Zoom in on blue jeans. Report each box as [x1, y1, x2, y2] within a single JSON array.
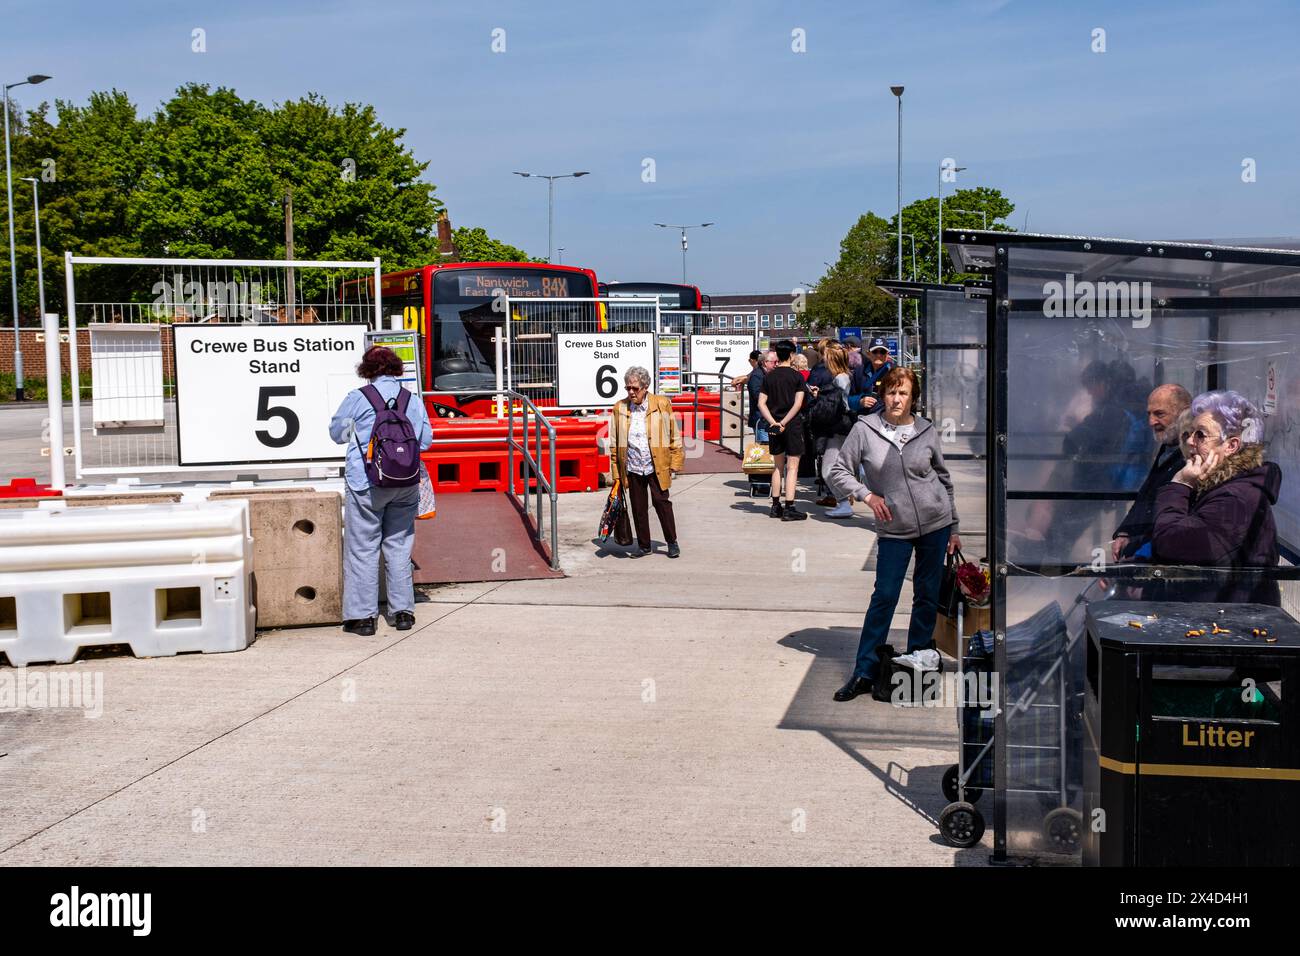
[[852, 523, 952, 681], [755, 420, 769, 443]]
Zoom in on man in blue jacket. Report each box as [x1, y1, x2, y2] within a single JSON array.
[[847, 337, 895, 416]]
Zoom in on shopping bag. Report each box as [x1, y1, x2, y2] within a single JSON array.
[[938, 549, 965, 619], [416, 461, 436, 520], [741, 441, 774, 474], [614, 497, 633, 546], [597, 479, 627, 544]]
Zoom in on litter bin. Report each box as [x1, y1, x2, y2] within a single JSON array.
[[1082, 600, 1300, 866]]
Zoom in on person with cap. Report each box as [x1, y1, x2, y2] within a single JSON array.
[[844, 335, 864, 371], [847, 337, 896, 415]]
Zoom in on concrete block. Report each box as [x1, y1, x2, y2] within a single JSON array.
[[722, 391, 743, 437], [208, 489, 342, 629]]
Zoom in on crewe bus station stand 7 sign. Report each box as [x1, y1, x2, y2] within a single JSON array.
[[174, 324, 367, 467]]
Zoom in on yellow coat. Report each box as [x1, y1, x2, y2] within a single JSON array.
[[611, 393, 686, 490]]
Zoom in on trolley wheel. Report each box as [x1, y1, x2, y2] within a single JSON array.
[[1042, 807, 1083, 854], [941, 764, 983, 805], [938, 802, 985, 848]]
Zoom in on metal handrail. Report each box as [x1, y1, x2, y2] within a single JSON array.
[[682, 372, 749, 458], [420, 389, 559, 571]]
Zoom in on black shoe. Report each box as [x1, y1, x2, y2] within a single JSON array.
[[667, 542, 680, 559], [782, 503, 808, 521], [393, 610, 415, 631], [833, 676, 874, 702], [630, 544, 652, 558], [342, 617, 376, 637], [769, 499, 785, 518]]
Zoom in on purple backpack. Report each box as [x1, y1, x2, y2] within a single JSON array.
[[357, 384, 421, 487]]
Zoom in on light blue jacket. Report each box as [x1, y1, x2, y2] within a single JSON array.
[[329, 376, 433, 492]]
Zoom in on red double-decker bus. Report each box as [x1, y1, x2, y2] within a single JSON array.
[[345, 260, 602, 414]]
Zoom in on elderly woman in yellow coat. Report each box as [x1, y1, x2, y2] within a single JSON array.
[[611, 365, 686, 558]]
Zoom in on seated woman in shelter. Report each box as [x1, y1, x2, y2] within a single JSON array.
[[1151, 390, 1281, 605]]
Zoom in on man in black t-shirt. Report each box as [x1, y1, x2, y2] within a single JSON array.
[[758, 341, 808, 521]]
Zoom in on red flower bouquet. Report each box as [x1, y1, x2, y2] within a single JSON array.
[[956, 561, 991, 606]]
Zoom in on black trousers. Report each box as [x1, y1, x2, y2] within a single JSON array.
[[627, 470, 677, 548]]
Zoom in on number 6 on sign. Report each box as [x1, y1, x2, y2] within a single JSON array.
[[255, 386, 300, 448]]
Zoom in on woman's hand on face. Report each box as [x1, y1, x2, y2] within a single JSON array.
[[1176, 448, 1220, 485], [863, 492, 893, 524], [948, 533, 962, 556]]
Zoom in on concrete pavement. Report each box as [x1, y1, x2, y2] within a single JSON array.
[[1, 466, 992, 866]]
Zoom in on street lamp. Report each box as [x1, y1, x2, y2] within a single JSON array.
[[937, 161, 967, 283], [513, 170, 589, 263], [890, 85, 904, 359], [948, 207, 988, 229], [653, 222, 713, 284], [557, 246, 565, 265], [887, 231, 918, 280], [19, 177, 45, 323], [5, 73, 51, 401]]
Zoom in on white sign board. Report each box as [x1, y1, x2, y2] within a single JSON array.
[[174, 324, 367, 466], [689, 334, 755, 387], [90, 323, 165, 428], [556, 333, 656, 407]]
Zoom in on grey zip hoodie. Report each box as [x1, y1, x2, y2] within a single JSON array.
[[826, 414, 959, 539]]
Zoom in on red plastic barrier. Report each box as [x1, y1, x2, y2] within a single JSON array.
[[671, 392, 722, 441], [0, 477, 61, 499], [423, 417, 608, 494]]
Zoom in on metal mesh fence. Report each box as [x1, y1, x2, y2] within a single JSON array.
[[66, 256, 380, 477], [505, 297, 658, 405]]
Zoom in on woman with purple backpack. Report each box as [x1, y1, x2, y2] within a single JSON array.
[[329, 346, 433, 636]]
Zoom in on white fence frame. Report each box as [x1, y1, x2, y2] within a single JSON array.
[[64, 254, 383, 479]]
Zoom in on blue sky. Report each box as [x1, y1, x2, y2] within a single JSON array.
[[4, 0, 1298, 293]]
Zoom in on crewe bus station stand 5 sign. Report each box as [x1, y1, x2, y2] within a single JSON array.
[[174, 324, 367, 467]]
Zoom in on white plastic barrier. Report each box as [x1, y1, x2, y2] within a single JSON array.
[[0, 501, 255, 666]]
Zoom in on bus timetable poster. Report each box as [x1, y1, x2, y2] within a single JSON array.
[[657, 335, 682, 395]]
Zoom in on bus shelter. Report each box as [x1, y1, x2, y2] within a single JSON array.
[[942, 229, 1300, 862]]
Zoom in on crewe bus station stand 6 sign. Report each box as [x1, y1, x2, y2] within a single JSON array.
[[174, 324, 367, 467], [556, 333, 656, 407]]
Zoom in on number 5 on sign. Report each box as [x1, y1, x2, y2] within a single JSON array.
[[556, 333, 656, 407]]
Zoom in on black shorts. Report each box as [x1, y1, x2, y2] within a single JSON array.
[[769, 420, 805, 457]]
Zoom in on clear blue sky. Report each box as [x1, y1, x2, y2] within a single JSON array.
[[4, 0, 1298, 293]]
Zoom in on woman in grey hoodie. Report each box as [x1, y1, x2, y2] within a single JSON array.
[[827, 366, 961, 701]]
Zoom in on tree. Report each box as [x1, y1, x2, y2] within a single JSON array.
[[452, 226, 537, 263], [2, 84, 535, 321], [892, 185, 1015, 285], [3, 89, 149, 317], [801, 212, 898, 332]]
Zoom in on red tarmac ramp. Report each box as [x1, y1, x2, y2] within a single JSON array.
[[679, 441, 743, 475], [411, 492, 563, 584]]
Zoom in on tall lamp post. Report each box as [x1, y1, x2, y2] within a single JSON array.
[[513, 171, 589, 263], [5, 73, 52, 402], [890, 85, 904, 360], [653, 222, 713, 284], [557, 246, 565, 265], [937, 161, 967, 283]]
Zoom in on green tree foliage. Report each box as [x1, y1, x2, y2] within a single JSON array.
[[805, 186, 1016, 332], [452, 226, 537, 263], [802, 211, 898, 332], [893, 185, 1015, 285], [0, 85, 531, 321]]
